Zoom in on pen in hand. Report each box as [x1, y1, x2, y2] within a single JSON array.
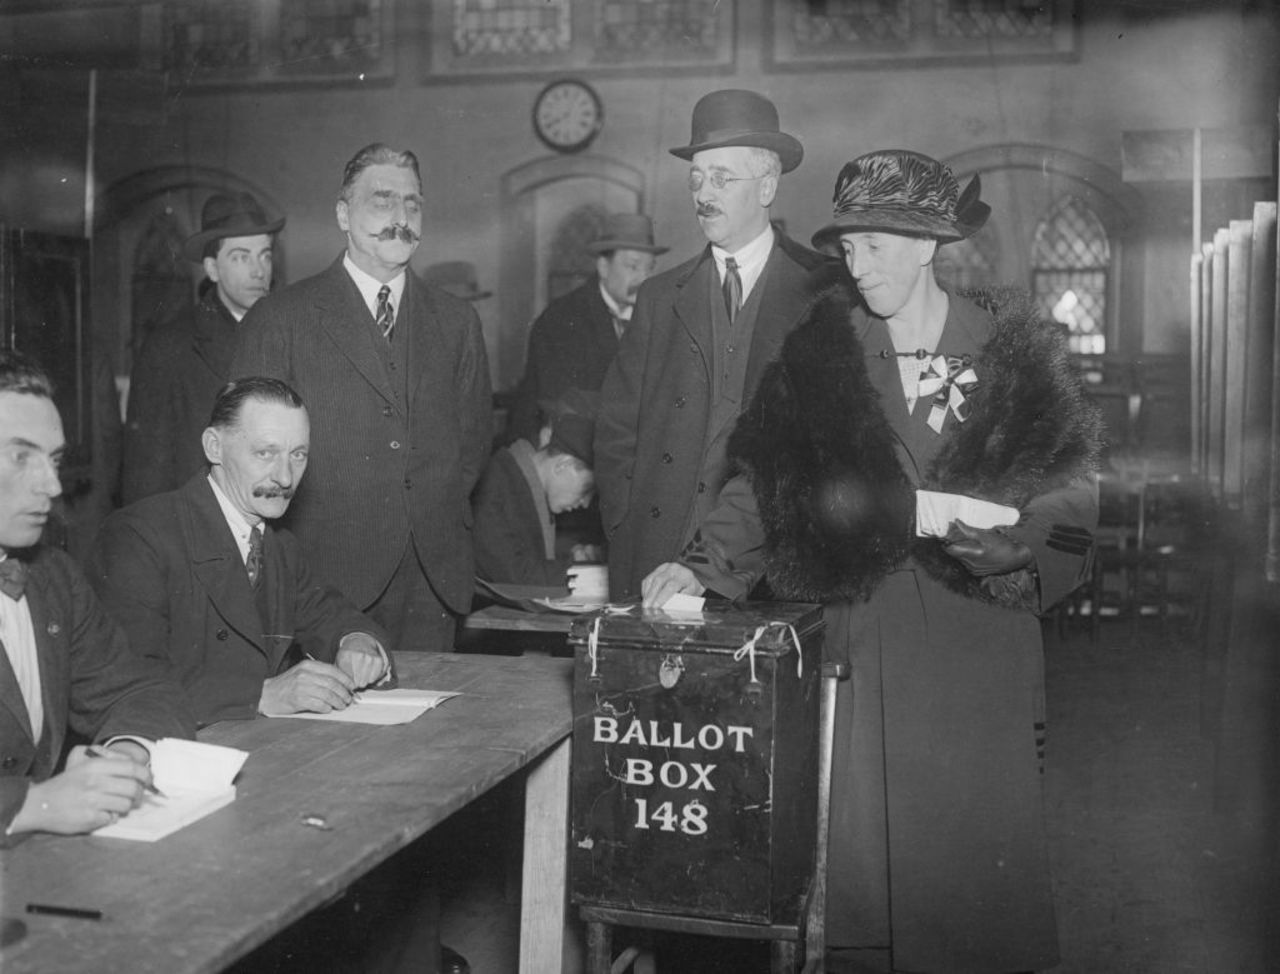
[[85, 746, 165, 798]]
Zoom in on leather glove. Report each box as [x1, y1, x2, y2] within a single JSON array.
[[943, 519, 1033, 577]]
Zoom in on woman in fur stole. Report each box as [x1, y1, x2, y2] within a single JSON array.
[[643, 150, 1103, 973]]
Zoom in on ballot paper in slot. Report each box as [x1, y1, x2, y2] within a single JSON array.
[[267, 688, 460, 725], [915, 489, 1020, 538], [94, 739, 248, 842]]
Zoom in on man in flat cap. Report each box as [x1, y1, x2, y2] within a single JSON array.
[[594, 89, 835, 600], [507, 212, 666, 446], [123, 191, 284, 505]]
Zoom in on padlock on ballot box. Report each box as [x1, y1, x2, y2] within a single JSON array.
[[569, 601, 824, 926]]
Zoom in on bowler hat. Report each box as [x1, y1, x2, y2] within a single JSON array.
[[811, 149, 990, 250], [585, 213, 668, 256], [422, 260, 492, 301], [669, 89, 803, 174], [182, 192, 284, 262]]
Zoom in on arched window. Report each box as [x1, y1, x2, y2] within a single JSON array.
[[1031, 195, 1110, 354]]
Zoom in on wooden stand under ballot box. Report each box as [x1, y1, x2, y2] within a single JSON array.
[[569, 601, 844, 973]]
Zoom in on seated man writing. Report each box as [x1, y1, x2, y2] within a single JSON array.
[[473, 394, 601, 587], [0, 352, 194, 843], [87, 377, 391, 727]]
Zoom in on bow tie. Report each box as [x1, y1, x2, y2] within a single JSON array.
[[917, 354, 979, 434], [0, 557, 29, 601]]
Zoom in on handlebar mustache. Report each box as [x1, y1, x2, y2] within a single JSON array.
[[371, 225, 420, 244]]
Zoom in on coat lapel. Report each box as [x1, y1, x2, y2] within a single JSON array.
[[314, 259, 397, 406], [25, 559, 67, 764], [0, 627, 33, 744], [181, 478, 268, 655], [671, 249, 716, 378]]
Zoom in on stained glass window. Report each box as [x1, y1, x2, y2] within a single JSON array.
[[279, 0, 384, 69], [1031, 196, 1110, 355], [596, 0, 724, 61], [789, 0, 913, 51], [164, 1, 258, 73], [935, 0, 1055, 40], [451, 0, 571, 57]]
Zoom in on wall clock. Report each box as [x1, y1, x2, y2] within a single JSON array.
[[532, 78, 603, 154]]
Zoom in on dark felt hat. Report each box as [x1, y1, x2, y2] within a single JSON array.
[[422, 260, 492, 301], [543, 388, 599, 467], [585, 213, 668, 256], [669, 89, 803, 174], [182, 192, 284, 262], [811, 150, 991, 251]]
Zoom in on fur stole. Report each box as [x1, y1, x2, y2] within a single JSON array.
[[727, 276, 1104, 605]]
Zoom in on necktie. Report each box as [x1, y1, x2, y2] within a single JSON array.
[[246, 526, 264, 589], [375, 285, 394, 341], [722, 257, 742, 325], [0, 557, 28, 601]]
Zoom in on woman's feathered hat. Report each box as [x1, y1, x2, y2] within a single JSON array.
[[811, 149, 990, 251]]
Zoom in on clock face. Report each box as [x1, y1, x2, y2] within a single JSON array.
[[533, 79, 603, 154]]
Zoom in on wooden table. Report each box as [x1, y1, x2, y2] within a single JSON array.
[[0, 654, 572, 974]]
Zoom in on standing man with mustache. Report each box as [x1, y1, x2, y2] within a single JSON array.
[[230, 144, 492, 660], [87, 377, 392, 728], [506, 212, 667, 445], [595, 90, 835, 600], [123, 191, 284, 504]]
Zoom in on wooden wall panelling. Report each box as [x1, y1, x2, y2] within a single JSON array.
[[1208, 228, 1230, 499], [1190, 252, 1204, 475], [1244, 203, 1277, 531], [1200, 242, 1215, 479], [1223, 220, 1253, 507]]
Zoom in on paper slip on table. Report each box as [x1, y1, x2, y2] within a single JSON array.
[[0, 653, 572, 974]]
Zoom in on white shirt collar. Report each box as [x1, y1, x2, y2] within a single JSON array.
[[712, 224, 775, 302], [598, 282, 631, 322], [207, 474, 260, 563], [343, 253, 406, 321]]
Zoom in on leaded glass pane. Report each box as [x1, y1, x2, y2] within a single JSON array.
[[1031, 195, 1110, 270], [935, 0, 1055, 39], [280, 0, 384, 67], [1034, 270, 1106, 354], [164, 0, 258, 72], [596, 0, 723, 60], [452, 0, 571, 57], [789, 0, 912, 51]]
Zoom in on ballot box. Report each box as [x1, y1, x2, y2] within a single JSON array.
[[569, 601, 824, 926]]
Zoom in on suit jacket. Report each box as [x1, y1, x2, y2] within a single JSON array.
[[472, 447, 571, 586], [230, 256, 492, 614], [0, 546, 195, 842], [86, 474, 388, 728], [507, 276, 619, 444], [594, 232, 834, 599], [123, 294, 238, 505]]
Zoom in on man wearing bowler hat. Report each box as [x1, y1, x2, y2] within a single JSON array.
[[123, 191, 284, 504], [595, 89, 835, 600], [507, 212, 667, 445]]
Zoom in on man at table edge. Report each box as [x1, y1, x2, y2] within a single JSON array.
[[86, 377, 392, 728], [0, 351, 195, 845]]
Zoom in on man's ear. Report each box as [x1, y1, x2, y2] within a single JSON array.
[[203, 256, 221, 283], [757, 174, 779, 208], [201, 427, 222, 466], [336, 198, 350, 234]]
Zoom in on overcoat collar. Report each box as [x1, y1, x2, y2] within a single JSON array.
[[191, 294, 240, 381], [179, 475, 279, 658]]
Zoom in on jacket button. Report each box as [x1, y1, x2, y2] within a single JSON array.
[[661, 453, 672, 464], [675, 397, 686, 408], [216, 628, 229, 641], [697, 481, 707, 493], [649, 506, 661, 519], [390, 441, 401, 450], [382, 405, 393, 417], [689, 343, 698, 354], [1, 756, 17, 770], [404, 478, 412, 490]]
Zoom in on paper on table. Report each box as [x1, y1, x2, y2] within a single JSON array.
[[659, 592, 706, 614], [916, 489, 1020, 538], [266, 688, 460, 725], [94, 739, 248, 842]]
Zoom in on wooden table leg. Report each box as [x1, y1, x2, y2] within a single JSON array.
[[585, 921, 612, 974], [519, 736, 571, 974]]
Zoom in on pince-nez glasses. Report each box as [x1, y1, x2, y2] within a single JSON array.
[[687, 170, 763, 193]]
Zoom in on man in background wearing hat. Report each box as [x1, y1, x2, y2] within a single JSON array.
[[122, 191, 284, 505], [595, 89, 835, 600], [645, 149, 1101, 974], [472, 390, 599, 586], [506, 212, 665, 446], [422, 261, 493, 303]]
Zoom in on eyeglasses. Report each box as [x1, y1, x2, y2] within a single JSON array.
[[687, 170, 762, 193]]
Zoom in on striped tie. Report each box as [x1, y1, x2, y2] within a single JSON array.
[[375, 285, 394, 341], [722, 257, 742, 325]]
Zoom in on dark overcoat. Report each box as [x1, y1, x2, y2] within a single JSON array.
[[687, 288, 1101, 973], [230, 256, 492, 616], [122, 294, 238, 505], [594, 233, 833, 599], [507, 276, 618, 444], [86, 475, 385, 727], [472, 447, 571, 587], [0, 546, 196, 842]]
